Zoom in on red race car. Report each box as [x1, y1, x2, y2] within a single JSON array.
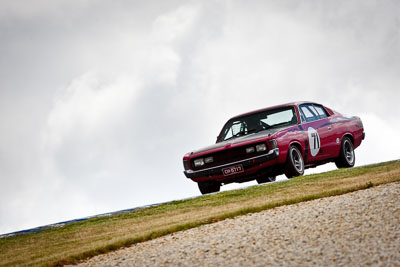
[[183, 102, 365, 194]]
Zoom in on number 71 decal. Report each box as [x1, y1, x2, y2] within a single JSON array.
[[308, 127, 321, 157]]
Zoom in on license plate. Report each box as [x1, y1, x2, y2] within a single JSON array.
[[222, 164, 244, 176]]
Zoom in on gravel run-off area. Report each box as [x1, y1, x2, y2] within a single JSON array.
[[75, 182, 400, 266]]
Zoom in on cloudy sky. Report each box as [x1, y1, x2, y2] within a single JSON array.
[[0, 0, 399, 234]]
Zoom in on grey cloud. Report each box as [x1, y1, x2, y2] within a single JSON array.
[[1, 0, 399, 234]]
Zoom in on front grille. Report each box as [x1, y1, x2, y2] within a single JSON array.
[[191, 142, 269, 170]]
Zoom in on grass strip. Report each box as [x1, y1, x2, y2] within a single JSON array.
[[0, 160, 399, 266]]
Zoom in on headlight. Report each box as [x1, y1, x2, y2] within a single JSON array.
[[183, 160, 189, 170], [269, 139, 278, 149], [204, 156, 214, 164], [246, 147, 255, 153], [193, 158, 204, 167], [256, 143, 267, 152]]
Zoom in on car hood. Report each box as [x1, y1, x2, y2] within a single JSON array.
[[191, 128, 281, 155]]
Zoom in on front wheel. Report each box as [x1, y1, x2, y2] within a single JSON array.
[[198, 181, 220, 195], [335, 137, 355, 168], [284, 145, 304, 178]]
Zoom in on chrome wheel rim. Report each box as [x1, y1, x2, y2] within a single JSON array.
[[292, 148, 304, 172], [344, 140, 354, 164]]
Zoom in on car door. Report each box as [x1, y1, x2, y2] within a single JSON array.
[[312, 104, 338, 157], [298, 104, 335, 162]]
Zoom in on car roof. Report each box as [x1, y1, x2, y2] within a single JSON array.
[[229, 101, 320, 120]]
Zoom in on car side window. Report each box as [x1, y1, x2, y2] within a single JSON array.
[[313, 105, 328, 119], [299, 111, 306, 122], [299, 104, 319, 122]]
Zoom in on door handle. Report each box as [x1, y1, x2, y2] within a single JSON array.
[[328, 126, 332, 131]]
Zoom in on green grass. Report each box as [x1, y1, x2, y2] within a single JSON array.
[[1, 160, 400, 266]]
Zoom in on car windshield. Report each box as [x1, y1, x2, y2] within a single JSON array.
[[219, 107, 298, 142]]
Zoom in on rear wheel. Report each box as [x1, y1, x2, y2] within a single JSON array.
[[335, 137, 355, 168], [198, 181, 220, 195], [256, 176, 276, 184], [284, 145, 304, 178]]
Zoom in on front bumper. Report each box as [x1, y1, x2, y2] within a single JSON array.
[[184, 148, 279, 179]]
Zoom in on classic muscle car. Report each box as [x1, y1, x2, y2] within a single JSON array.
[[183, 102, 365, 194]]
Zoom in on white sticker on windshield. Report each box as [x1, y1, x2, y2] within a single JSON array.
[[308, 127, 320, 157]]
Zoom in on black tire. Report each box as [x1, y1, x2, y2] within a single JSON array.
[[198, 181, 220, 195], [335, 137, 355, 168], [256, 176, 276, 184], [284, 145, 304, 178]]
